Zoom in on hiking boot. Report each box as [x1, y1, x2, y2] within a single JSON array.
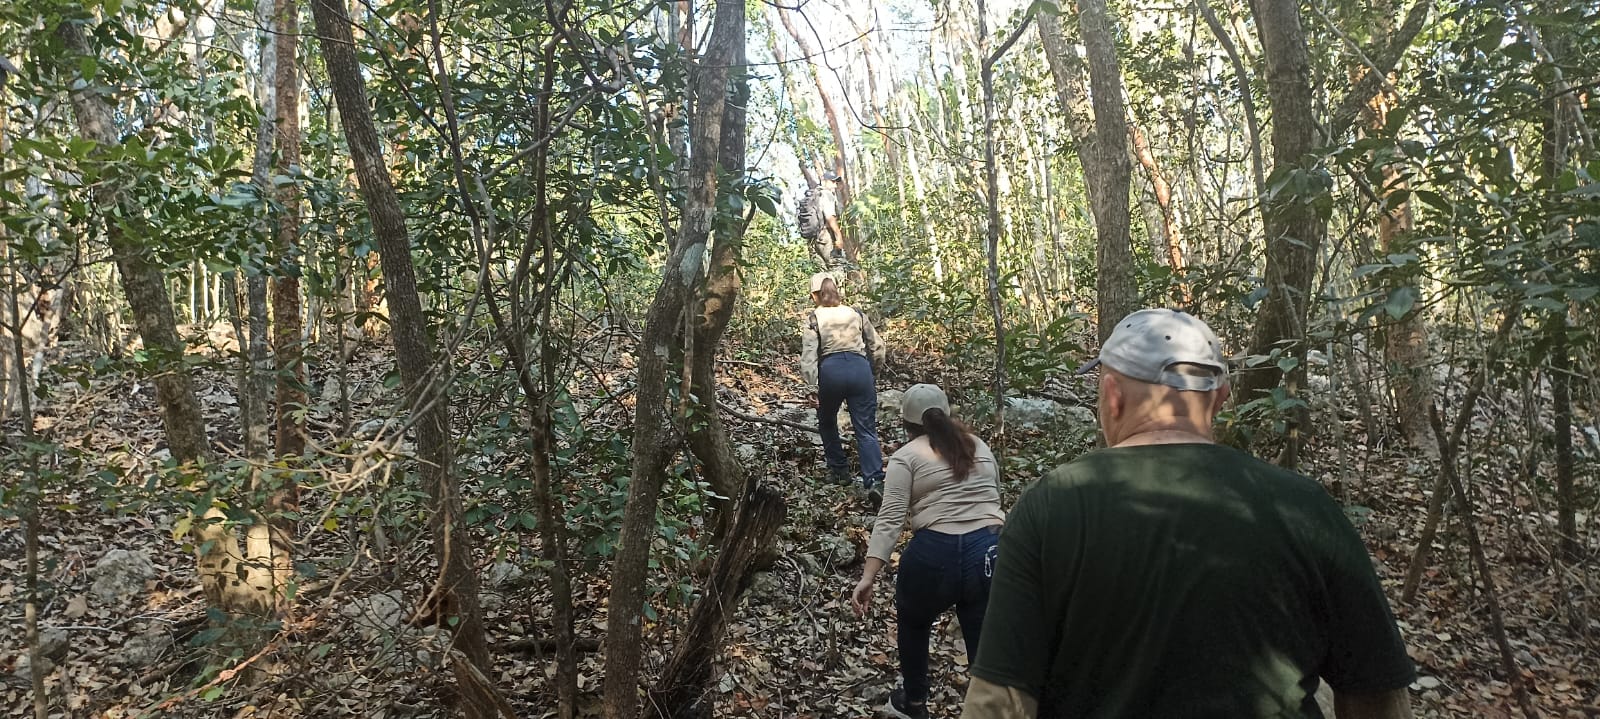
[[884, 687, 928, 719], [826, 467, 853, 486], [863, 477, 884, 510]]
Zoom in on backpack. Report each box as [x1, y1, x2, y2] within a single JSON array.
[[808, 306, 876, 377], [796, 185, 823, 240]]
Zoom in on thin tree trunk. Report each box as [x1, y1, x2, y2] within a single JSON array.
[[1195, 0, 1265, 192], [1075, 0, 1137, 341], [603, 1, 743, 714], [1402, 307, 1519, 601], [977, 0, 1021, 432], [1127, 117, 1188, 282], [264, 0, 303, 618], [309, 2, 496, 716], [1426, 405, 1537, 717]]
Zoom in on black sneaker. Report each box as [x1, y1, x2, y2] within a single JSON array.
[[884, 687, 928, 719]]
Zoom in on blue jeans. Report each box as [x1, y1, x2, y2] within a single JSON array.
[[894, 526, 1000, 704], [818, 352, 883, 482]]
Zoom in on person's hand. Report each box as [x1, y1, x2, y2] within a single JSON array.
[[851, 575, 875, 616]]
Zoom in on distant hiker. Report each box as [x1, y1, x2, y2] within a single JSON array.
[[962, 309, 1415, 719], [799, 171, 847, 268], [852, 383, 1004, 719], [800, 272, 885, 494]]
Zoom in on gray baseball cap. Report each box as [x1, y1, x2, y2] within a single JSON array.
[[901, 383, 950, 424], [1077, 309, 1228, 391]]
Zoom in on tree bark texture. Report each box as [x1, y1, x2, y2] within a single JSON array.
[[273, 0, 306, 461], [57, 22, 210, 465], [604, 0, 743, 715], [308, 2, 496, 716], [685, 12, 750, 540], [1364, 84, 1439, 460], [1075, 0, 1137, 343], [1237, 0, 1323, 464], [978, 0, 1012, 432], [645, 483, 787, 718]]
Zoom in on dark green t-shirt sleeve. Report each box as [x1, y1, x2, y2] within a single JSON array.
[[971, 484, 1052, 698], [1318, 509, 1416, 693]]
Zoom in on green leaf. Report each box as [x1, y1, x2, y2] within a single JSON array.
[[201, 686, 224, 701], [1384, 286, 1418, 320]]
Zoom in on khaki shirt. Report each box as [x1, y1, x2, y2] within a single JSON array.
[[867, 435, 1004, 562], [799, 305, 884, 386]]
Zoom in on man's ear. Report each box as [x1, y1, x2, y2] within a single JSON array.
[[1211, 383, 1231, 415], [1101, 371, 1122, 420]]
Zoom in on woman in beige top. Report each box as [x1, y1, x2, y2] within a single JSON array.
[[850, 384, 1004, 719]]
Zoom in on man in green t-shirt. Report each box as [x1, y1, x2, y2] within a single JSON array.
[[963, 309, 1415, 719]]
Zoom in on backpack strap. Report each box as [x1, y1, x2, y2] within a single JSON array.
[[809, 310, 822, 375]]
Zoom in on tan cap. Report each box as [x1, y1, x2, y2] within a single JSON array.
[[809, 272, 835, 294], [902, 384, 951, 425]]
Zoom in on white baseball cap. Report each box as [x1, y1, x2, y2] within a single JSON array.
[[809, 272, 836, 293], [1078, 309, 1228, 391], [901, 384, 951, 424]]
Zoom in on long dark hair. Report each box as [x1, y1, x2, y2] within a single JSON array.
[[905, 407, 978, 480], [813, 278, 843, 307]]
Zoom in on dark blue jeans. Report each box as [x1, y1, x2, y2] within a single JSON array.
[[894, 525, 1001, 704], [818, 352, 883, 482]]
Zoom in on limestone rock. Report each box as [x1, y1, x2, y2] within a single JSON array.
[[119, 628, 173, 667], [341, 590, 406, 642], [90, 549, 157, 603]]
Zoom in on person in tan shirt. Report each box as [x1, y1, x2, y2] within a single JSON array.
[[852, 383, 1004, 719], [801, 272, 887, 491]]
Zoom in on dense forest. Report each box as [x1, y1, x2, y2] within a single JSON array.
[[0, 0, 1596, 716]]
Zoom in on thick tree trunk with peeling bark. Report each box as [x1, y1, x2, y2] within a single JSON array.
[[604, 1, 744, 715], [309, 2, 496, 716]]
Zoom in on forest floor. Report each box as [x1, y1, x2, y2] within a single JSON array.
[[1, 327, 1596, 718]]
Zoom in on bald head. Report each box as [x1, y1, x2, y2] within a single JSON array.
[[1097, 366, 1231, 447]]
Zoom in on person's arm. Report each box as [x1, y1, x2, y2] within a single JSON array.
[[967, 487, 1054, 707], [1334, 687, 1413, 719], [800, 313, 819, 387], [861, 313, 886, 367], [825, 214, 846, 251], [960, 676, 1038, 719], [853, 455, 914, 613]]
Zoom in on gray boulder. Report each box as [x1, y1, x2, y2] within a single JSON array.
[[90, 549, 157, 603], [341, 590, 407, 642], [118, 628, 173, 667]]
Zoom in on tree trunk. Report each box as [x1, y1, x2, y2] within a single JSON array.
[[1365, 85, 1440, 460], [685, 13, 750, 540], [1074, 0, 1137, 342], [1126, 117, 1187, 282], [603, 1, 744, 715], [1236, 0, 1324, 466], [262, 0, 303, 619], [1194, 0, 1266, 192], [977, 0, 1015, 432], [273, 0, 305, 462], [54, 19, 276, 624], [309, 3, 497, 717], [645, 483, 787, 717]]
